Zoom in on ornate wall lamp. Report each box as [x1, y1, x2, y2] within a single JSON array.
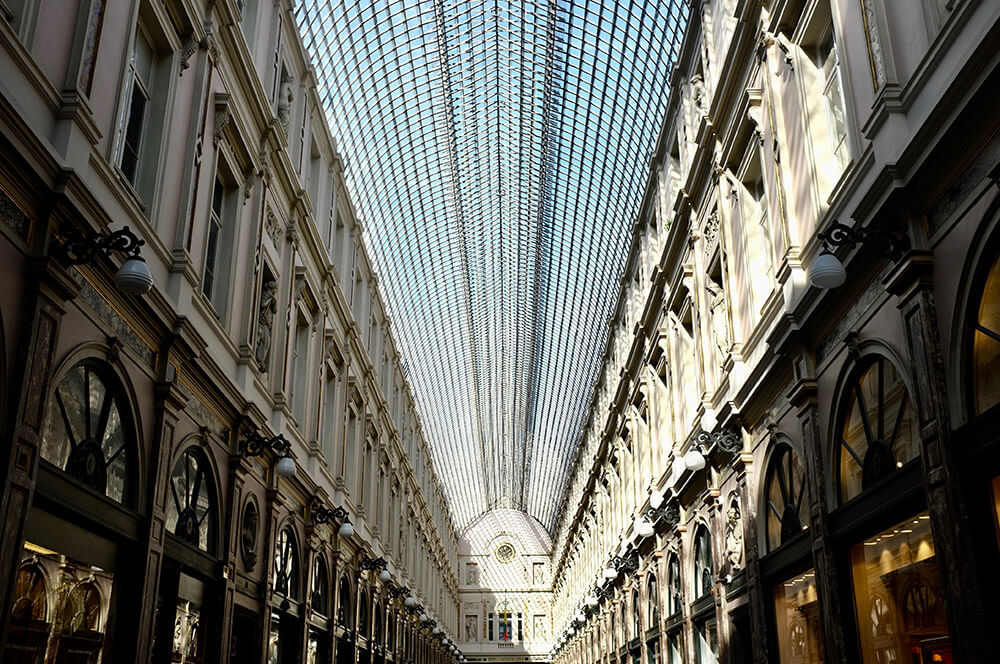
[[361, 554, 392, 582], [809, 220, 909, 289], [602, 551, 639, 580], [389, 585, 410, 600], [54, 225, 153, 295], [241, 429, 296, 477], [635, 490, 680, 539], [311, 499, 355, 537]]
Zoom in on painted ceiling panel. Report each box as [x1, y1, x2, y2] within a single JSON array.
[[296, 0, 689, 533]]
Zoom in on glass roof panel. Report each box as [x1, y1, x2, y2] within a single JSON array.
[[297, 0, 689, 534]]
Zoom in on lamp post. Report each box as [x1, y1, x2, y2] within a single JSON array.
[[53, 225, 153, 294], [241, 429, 296, 477]]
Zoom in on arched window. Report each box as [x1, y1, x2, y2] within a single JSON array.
[[387, 611, 395, 650], [41, 362, 135, 504], [11, 562, 47, 623], [667, 554, 682, 616], [646, 575, 658, 631], [971, 249, 1000, 414], [693, 526, 713, 599], [619, 600, 626, 644], [165, 448, 217, 553], [311, 556, 329, 616], [57, 581, 102, 634], [338, 576, 353, 628], [631, 588, 640, 638], [273, 527, 299, 600], [358, 591, 369, 637], [373, 605, 383, 644], [838, 356, 917, 502], [764, 444, 807, 552]]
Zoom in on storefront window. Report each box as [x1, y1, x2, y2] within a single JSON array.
[[666, 632, 682, 664], [972, 250, 1000, 414], [773, 569, 823, 663], [41, 362, 134, 504], [694, 616, 718, 664], [4, 541, 114, 663], [839, 357, 918, 503], [849, 512, 950, 664], [273, 527, 299, 600], [172, 598, 206, 663], [311, 557, 329, 616]]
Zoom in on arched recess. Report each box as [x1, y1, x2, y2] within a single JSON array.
[[358, 589, 370, 637], [164, 440, 221, 555], [666, 552, 682, 617], [311, 554, 330, 617], [761, 438, 808, 553], [40, 355, 142, 507], [831, 349, 918, 504], [645, 574, 658, 631]]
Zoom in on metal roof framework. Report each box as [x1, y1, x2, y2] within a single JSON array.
[[297, 0, 689, 533]]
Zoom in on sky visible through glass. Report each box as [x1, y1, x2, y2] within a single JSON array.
[[296, 0, 689, 533]]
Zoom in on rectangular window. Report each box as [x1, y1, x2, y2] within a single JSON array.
[[290, 311, 310, 424], [321, 367, 340, 463], [517, 613, 523, 641], [119, 30, 154, 185], [817, 27, 849, 170], [773, 569, 823, 663], [487, 613, 494, 641], [202, 178, 224, 301]]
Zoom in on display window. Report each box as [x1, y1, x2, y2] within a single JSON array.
[[171, 597, 206, 663], [849, 512, 951, 664], [764, 444, 808, 552], [694, 616, 718, 664], [772, 569, 823, 663], [4, 541, 114, 663], [666, 632, 682, 664]]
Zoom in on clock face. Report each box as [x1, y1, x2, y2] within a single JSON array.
[[495, 543, 515, 563]]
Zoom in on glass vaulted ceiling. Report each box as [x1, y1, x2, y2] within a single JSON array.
[[297, 0, 688, 534]]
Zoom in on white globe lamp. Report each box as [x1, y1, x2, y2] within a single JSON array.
[[809, 249, 847, 289]]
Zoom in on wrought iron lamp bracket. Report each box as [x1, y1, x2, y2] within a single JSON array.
[[241, 429, 292, 457], [312, 500, 349, 525], [54, 225, 145, 265], [818, 221, 909, 261]]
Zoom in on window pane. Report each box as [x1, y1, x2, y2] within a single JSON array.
[[849, 512, 951, 664], [773, 569, 824, 663], [120, 81, 147, 184]]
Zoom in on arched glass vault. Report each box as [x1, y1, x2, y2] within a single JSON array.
[[297, 0, 689, 533]]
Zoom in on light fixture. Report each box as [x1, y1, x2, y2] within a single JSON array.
[[584, 595, 598, 607], [241, 429, 296, 477], [809, 220, 907, 289], [339, 521, 355, 537], [683, 449, 706, 471], [55, 225, 153, 295], [420, 613, 428, 622], [635, 518, 654, 539], [405, 595, 416, 607], [649, 489, 664, 509], [312, 500, 353, 538], [380, 569, 392, 582], [809, 248, 847, 289], [602, 566, 617, 579], [433, 626, 441, 635]]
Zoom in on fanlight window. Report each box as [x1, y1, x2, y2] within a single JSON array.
[[667, 555, 682, 616], [338, 576, 353, 628], [838, 357, 917, 502], [646, 576, 658, 630], [693, 526, 713, 599], [42, 362, 134, 504], [165, 449, 217, 553], [972, 250, 1000, 414], [312, 557, 329, 616], [273, 527, 299, 600], [764, 444, 807, 552]]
